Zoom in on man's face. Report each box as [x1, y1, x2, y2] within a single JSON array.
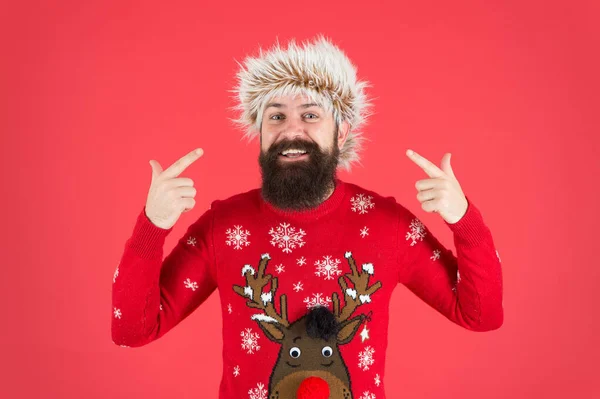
[[258, 94, 349, 210]]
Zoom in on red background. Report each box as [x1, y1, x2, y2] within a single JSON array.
[[1, 0, 598, 397]]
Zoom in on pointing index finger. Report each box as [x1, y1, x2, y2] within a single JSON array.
[[162, 148, 203, 179], [406, 149, 444, 178]]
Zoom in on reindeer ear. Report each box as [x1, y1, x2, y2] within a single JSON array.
[[256, 320, 286, 343], [337, 315, 365, 345]]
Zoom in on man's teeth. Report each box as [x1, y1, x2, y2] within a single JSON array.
[[281, 149, 307, 156]]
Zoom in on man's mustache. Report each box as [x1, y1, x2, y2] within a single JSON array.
[[268, 139, 319, 155]]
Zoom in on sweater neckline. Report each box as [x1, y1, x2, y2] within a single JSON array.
[[259, 178, 347, 221]]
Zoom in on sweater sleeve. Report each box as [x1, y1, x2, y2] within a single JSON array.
[[396, 196, 503, 332], [111, 204, 218, 347]]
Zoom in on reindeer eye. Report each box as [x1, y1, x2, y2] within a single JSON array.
[[289, 347, 301, 358], [322, 346, 333, 357]]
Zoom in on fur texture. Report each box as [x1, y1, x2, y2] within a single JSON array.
[[229, 34, 373, 171]]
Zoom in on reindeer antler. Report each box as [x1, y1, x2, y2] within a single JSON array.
[[332, 251, 382, 323], [233, 253, 290, 327]]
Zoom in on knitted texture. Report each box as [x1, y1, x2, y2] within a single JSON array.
[[112, 179, 503, 398]]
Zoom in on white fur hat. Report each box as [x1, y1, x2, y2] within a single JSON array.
[[229, 34, 373, 171]]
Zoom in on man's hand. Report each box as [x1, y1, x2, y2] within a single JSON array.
[[145, 148, 204, 229], [406, 149, 468, 224]]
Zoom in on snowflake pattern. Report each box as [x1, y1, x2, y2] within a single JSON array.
[[113, 265, 119, 283], [374, 374, 381, 387], [233, 365, 240, 377], [275, 264, 285, 274], [496, 249, 501, 262], [184, 278, 198, 291], [359, 391, 376, 399], [269, 223, 306, 253], [430, 249, 441, 261], [159, 303, 163, 311], [226, 225, 251, 250], [293, 281, 304, 292], [351, 193, 375, 214], [358, 346, 375, 371], [248, 382, 268, 399], [314, 256, 342, 280], [241, 328, 261, 354], [360, 226, 369, 238], [406, 218, 427, 246], [113, 307, 122, 319], [297, 257, 307, 266], [228, 304, 232, 314], [187, 236, 197, 246], [303, 293, 332, 309]]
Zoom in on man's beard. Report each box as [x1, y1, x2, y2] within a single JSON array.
[[259, 130, 339, 211]]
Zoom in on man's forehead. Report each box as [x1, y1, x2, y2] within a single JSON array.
[[265, 95, 324, 110]]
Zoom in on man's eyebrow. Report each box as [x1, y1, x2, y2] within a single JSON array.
[[265, 102, 321, 109]]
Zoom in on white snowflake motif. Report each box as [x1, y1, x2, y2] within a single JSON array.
[[314, 256, 342, 280], [360, 391, 376, 399], [184, 278, 198, 291], [303, 293, 332, 309], [248, 382, 268, 399], [430, 249, 441, 261], [227, 304, 232, 314], [233, 365, 240, 377], [241, 328, 261, 354], [496, 249, 501, 262], [269, 222, 306, 253], [358, 346, 375, 371], [297, 257, 307, 266], [113, 265, 119, 283], [113, 307, 122, 319], [187, 236, 197, 246], [351, 193, 375, 214], [293, 281, 304, 292], [360, 226, 369, 238], [406, 218, 427, 246], [374, 374, 381, 387], [159, 303, 163, 311], [275, 264, 285, 274], [225, 225, 251, 250]]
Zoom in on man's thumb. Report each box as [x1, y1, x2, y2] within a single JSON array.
[[149, 160, 162, 180]]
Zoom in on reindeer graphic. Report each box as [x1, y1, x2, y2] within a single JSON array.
[[233, 251, 382, 399]]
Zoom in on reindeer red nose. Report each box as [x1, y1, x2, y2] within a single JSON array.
[[297, 376, 330, 399]]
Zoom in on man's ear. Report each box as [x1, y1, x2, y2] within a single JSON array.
[[337, 120, 350, 151]]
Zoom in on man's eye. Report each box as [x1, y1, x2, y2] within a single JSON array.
[[305, 113, 318, 119], [270, 114, 283, 120]]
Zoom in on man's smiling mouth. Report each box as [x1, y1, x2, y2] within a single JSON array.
[[278, 149, 309, 158]]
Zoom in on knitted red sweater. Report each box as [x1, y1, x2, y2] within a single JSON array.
[[111, 178, 503, 399]]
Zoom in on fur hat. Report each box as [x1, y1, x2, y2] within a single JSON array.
[[229, 34, 373, 171]]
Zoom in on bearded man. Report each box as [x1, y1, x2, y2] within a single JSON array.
[[112, 34, 504, 399]]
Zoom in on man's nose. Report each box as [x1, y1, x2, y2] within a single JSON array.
[[280, 118, 307, 140]]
